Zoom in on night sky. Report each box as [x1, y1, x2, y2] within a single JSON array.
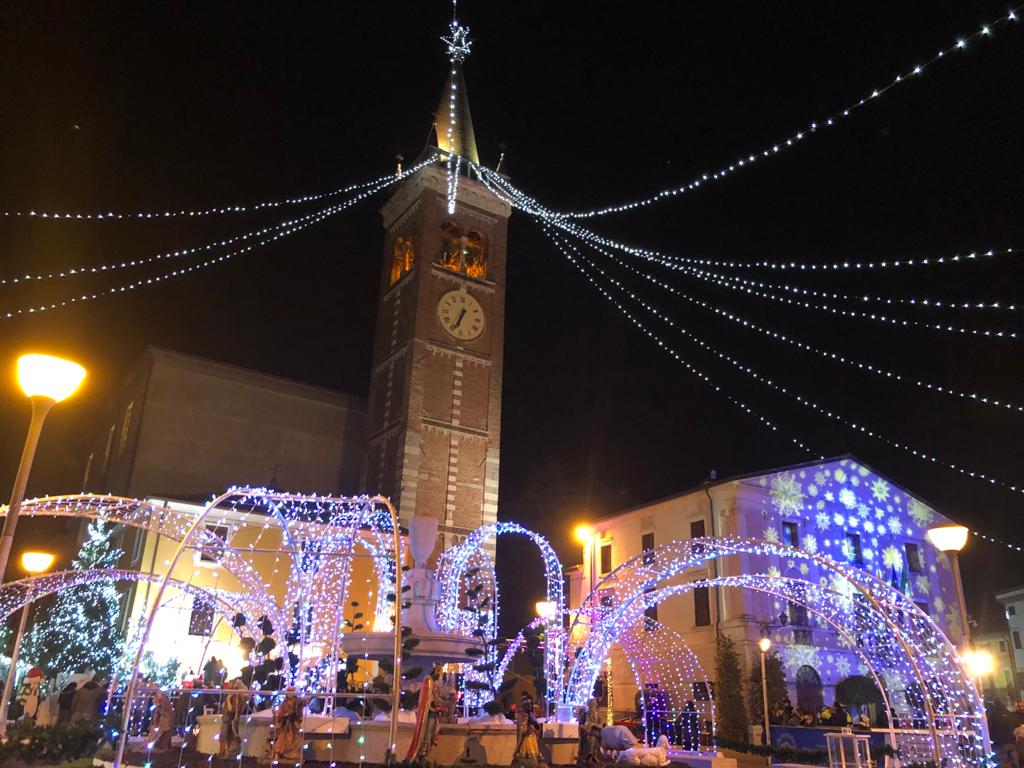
[[0, 2, 1021, 635]]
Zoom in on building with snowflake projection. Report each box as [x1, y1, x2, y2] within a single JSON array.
[[566, 455, 968, 719]]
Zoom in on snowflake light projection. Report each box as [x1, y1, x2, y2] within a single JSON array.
[[565, 535, 990, 768]]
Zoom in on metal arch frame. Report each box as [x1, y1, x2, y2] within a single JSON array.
[[566, 537, 988, 767], [113, 490, 405, 768], [436, 521, 566, 704]]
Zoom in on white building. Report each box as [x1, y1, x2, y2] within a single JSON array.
[[994, 585, 1024, 690], [567, 455, 969, 718], [973, 631, 1018, 700]]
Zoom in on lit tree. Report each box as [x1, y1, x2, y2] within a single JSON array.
[[713, 633, 747, 742], [24, 519, 125, 679]]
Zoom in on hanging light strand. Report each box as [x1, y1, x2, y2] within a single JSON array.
[[441, 16, 472, 215], [545, 7, 1022, 220], [477, 163, 1016, 276], [0, 156, 437, 288], [542, 225, 822, 459], [970, 529, 1024, 554], [0, 161, 419, 320], [552, 225, 1024, 496], [0, 165, 409, 222], [574, 228, 1024, 415]]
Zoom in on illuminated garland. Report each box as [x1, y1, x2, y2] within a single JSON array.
[[581, 232, 1024, 414], [0, 156, 437, 288], [557, 228, 1024, 495], [565, 536, 989, 767], [0, 166, 407, 222], [441, 16, 472, 215], [542, 8, 1022, 219]]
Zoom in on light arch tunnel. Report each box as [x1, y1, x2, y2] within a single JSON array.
[[2, 492, 406, 674], [565, 537, 989, 768]]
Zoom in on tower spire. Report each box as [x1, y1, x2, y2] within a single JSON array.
[[434, 12, 479, 165]]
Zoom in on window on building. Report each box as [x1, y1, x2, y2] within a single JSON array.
[[904, 542, 923, 573], [690, 519, 706, 554], [463, 231, 487, 279], [1000, 640, 1008, 653], [793, 629, 814, 645], [1014, 631, 1021, 650], [82, 453, 94, 490], [845, 532, 863, 566], [782, 522, 799, 548], [188, 597, 215, 636], [1008, 605, 1017, 616], [118, 401, 134, 456], [1006, 669, 1014, 686], [693, 585, 711, 627], [600, 542, 612, 574], [438, 221, 462, 271], [788, 600, 809, 627], [644, 589, 658, 631], [389, 235, 416, 285], [200, 524, 229, 563], [642, 532, 655, 565], [102, 424, 115, 473]]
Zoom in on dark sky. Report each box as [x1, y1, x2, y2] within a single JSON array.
[[0, 2, 1021, 635]]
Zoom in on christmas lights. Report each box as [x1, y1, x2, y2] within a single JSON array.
[[0, 155, 437, 288], [583, 232, 1024, 415], [564, 535, 989, 767], [540, 7, 1022, 220], [0, 165, 413, 222], [558, 229, 1024, 495]]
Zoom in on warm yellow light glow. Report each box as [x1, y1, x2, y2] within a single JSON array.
[[535, 600, 557, 620], [573, 524, 595, 545], [21, 551, 55, 574], [758, 636, 772, 653], [926, 524, 969, 553], [962, 648, 994, 678], [17, 354, 86, 403]]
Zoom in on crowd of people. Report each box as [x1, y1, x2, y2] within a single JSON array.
[[768, 699, 874, 730]]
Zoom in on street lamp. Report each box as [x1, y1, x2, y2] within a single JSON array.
[[962, 648, 995, 681], [0, 354, 86, 582], [926, 524, 971, 644], [535, 600, 557, 621], [758, 634, 772, 751], [574, 524, 596, 596], [0, 550, 56, 729]]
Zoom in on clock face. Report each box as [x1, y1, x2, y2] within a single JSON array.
[[437, 290, 485, 341]]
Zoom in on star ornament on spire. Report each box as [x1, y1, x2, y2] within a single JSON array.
[[442, 19, 472, 62]]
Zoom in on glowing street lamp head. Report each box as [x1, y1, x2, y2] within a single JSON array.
[[926, 524, 969, 553], [17, 354, 86, 403], [758, 636, 772, 653], [962, 648, 994, 679], [573, 524, 595, 545], [535, 600, 557, 620], [21, 551, 55, 574]]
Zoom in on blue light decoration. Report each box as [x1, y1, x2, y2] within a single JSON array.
[[564, 511, 991, 768]]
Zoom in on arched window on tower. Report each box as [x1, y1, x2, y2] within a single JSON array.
[[463, 230, 487, 279], [438, 221, 462, 272], [389, 235, 415, 285]]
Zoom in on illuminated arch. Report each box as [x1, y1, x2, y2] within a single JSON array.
[[566, 537, 989, 767], [436, 521, 566, 705]]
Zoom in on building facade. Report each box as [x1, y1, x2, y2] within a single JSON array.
[[567, 456, 969, 718], [994, 585, 1024, 689], [973, 631, 1018, 700]]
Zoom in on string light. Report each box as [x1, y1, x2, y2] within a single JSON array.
[[441, 15, 472, 215], [0, 167, 407, 222], [578, 231, 1024, 414], [560, 228, 1024, 495], [970, 529, 1024, 554], [541, 7, 1023, 219], [477, 163, 1016, 276], [0, 156, 437, 287], [542, 225, 822, 458], [0, 159, 435, 320]]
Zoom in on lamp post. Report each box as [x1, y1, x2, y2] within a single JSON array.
[[0, 550, 55, 729], [535, 600, 557, 621], [758, 635, 772, 752], [925, 525, 970, 644], [0, 354, 86, 582]]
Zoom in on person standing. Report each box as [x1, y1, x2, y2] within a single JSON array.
[[57, 682, 77, 725]]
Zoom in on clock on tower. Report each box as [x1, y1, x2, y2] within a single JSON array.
[[361, 51, 509, 557]]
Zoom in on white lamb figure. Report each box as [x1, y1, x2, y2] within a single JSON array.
[[616, 734, 670, 766]]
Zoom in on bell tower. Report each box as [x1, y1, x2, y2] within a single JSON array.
[[362, 15, 509, 553]]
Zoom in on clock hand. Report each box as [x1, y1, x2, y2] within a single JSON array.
[[451, 309, 467, 329]]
